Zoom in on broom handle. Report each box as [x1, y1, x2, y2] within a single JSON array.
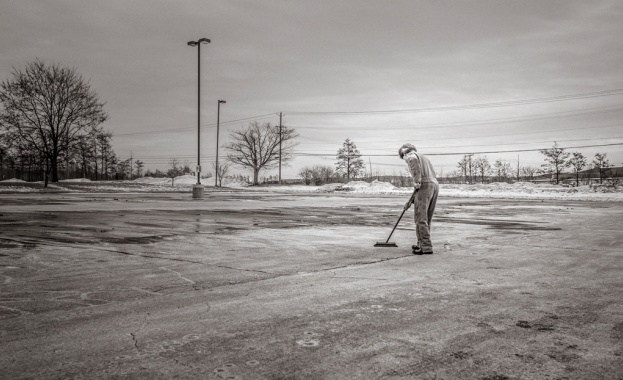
[[385, 189, 418, 243]]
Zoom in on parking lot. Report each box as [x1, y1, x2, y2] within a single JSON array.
[[1, 191, 622, 379]]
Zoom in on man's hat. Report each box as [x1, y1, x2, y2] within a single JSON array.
[[398, 143, 417, 159]]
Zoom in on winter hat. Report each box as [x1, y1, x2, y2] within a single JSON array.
[[398, 143, 417, 159]]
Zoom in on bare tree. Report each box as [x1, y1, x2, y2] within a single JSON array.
[[315, 165, 334, 185], [212, 162, 231, 187], [540, 142, 570, 184], [167, 158, 182, 186], [0, 60, 108, 184], [520, 166, 538, 182], [181, 160, 193, 175], [134, 160, 144, 178], [493, 159, 512, 182], [568, 152, 587, 186], [225, 121, 298, 185], [593, 152, 612, 184], [298, 166, 314, 185], [457, 156, 468, 183], [0, 129, 16, 180], [96, 131, 114, 180], [298, 164, 334, 185], [116, 158, 131, 180], [473, 155, 491, 184]]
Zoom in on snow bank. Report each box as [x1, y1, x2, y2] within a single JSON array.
[[134, 177, 172, 185], [2, 177, 621, 201], [220, 177, 250, 188], [60, 178, 91, 182], [439, 182, 623, 202], [0, 178, 26, 183], [134, 175, 201, 186], [318, 180, 399, 194], [302, 180, 623, 202]]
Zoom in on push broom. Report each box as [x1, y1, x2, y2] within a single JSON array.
[[374, 189, 418, 247]]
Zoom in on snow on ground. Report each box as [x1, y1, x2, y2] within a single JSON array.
[[59, 178, 92, 182], [1, 176, 622, 201], [0, 178, 26, 183], [256, 180, 623, 202]]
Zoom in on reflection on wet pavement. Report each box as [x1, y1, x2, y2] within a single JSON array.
[[0, 199, 567, 248]]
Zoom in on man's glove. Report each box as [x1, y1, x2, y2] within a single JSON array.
[[404, 188, 418, 210], [414, 182, 421, 190], [404, 197, 414, 210]]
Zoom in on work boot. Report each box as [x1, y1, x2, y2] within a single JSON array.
[[413, 245, 433, 255]]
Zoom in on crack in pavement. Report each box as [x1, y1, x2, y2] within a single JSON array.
[[307, 254, 414, 274], [0, 304, 33, 315], [130, 287, 164, 296], [130, 332, 139, 350], [0, 236, 415, 292], [330, 274, 389, 281], [129, 313, 149, 352], [159, 266, 196, 285], [0, 236, 282, 275]]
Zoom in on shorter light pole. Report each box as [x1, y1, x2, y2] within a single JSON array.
[[215, 100, 226, 187]]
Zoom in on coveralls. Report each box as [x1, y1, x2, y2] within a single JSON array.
[[404, 150, 439, 253]]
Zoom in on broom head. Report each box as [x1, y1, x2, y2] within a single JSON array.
[[374, 242, 398, 247]]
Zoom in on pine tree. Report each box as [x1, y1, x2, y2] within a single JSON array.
[[335, 138, 364, 182]]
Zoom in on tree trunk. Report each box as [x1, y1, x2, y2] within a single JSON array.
[[347, 157, 350, 182], [50, 155, 59, 182], [44, 158, 50, 188], [576, 170, 579, 186], [253, 168, 260, 185]]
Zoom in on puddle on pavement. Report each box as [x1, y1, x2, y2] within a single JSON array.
[[0, 201, 561, 247], [0, 243, 20, 249], [435, 216, 561, 231]]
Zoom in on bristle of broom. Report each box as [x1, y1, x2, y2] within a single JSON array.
[[374, 242, 398, 247]]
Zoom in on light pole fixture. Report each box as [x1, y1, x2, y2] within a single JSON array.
[[187, 37, 210, 197], [215, 99, 226, 187]]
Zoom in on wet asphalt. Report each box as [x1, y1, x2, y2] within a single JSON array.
[[0, 191, 622, 379]]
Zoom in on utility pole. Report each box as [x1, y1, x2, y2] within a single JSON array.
[[278, 112, 282, 185], [130, 151, 133, 180], [66, 128, 70, 180], [94, 135, 97, 181], [467, 154, 474, 184], [517, 154, 520, 181]]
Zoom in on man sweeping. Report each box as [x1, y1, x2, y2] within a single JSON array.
[[399, 143, 439, 255]]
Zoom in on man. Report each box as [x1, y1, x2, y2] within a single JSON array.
[[399, 143, 439, 255]]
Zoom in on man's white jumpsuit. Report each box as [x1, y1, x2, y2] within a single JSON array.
[[404, 150, 439, 253]]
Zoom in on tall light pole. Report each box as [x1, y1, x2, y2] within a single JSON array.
[[187, 37, 210, 197], [215, 99, 226, 187]]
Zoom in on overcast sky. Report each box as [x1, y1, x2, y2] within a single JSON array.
[[2, 0, 622, 179]]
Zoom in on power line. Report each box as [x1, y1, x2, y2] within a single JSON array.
[[284, 88, 623, 116], [111, 102, 623, 140], [113, 113, 276, 137], [297, 122, 623, 146], [293, 142, 623, 157], [133, 137, 623, 163], [289, 104, 623, 130]]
